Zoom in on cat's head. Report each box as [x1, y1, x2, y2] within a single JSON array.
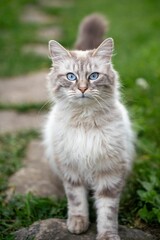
[[48, 38, 119, 108]]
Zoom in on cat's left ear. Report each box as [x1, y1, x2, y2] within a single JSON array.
[[49, 40, 71, 60], [92, 38, 114, 62]]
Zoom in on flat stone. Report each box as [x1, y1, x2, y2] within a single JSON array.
[[21, 5, 52, 24], [22, 44, 48, 57], [8, 140, 64, 198], [14, 218, 156, 240], [38, 27, 62, 42], [0, 71, 48, 104], [0, 111, 46, 134], [39, 0, 73, 8]]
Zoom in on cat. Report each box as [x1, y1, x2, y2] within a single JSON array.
[[43, 14, 135, 240]]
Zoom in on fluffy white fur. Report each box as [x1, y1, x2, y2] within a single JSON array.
[[43, 38, 135, 240]]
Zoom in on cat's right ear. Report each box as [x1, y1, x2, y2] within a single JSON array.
[[49, 40, 71, 60]]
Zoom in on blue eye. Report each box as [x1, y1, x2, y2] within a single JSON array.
[[89, 72, 99, 80], [66, 73, 77, 81]]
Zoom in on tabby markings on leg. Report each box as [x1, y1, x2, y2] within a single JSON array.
[[64, 181, 89, 234]]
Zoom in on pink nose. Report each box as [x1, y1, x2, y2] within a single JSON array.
[[78, 86, 88, 93]]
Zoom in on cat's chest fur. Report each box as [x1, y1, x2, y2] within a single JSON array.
[[48, 104, 127, 176]]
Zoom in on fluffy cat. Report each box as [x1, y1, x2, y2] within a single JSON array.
[[43, 14, 135, 240]]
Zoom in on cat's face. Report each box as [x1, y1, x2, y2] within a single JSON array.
[[48, 38, 118, 106]]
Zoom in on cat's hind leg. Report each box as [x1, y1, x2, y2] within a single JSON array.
[[64, 181, 89, 234]]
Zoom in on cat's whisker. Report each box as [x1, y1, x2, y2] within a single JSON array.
[[68, 93, 76, 98], [91, 89, 99, 94], [92, 93, 105, 104], [68, 90, 75, 93], [38, 100, 52, 115], [93, 92, 108, 103], [67, 90, 76, 95], [94, 94, 111, 112], [68, 91, 75, 95], [91, 95, 106, 114], [93, 94, 107, 105]]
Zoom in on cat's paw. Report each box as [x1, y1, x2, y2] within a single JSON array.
[[97, 233, 120, 240], [67, 215, 89, 234]]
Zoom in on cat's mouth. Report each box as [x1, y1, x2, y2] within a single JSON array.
[[72, 93, 92, 100], [80, 93, 91, 99]]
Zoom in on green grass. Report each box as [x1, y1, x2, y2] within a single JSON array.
[[0, 131, 39, 191], [0, 0, 62, 77], [0, 102, 50, 113], [0, 193, 67, 239], [0, 0, 160, 238]]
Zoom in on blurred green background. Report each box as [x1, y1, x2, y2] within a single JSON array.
[[0, 0, 160, 238]]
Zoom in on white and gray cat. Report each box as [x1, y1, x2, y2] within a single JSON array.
[[43, 14, 135, 240]]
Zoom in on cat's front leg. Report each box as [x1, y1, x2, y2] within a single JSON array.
[[95, 183, 122, 240], [64, 181, 89, 234]]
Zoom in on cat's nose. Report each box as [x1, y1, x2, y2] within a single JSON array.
[[78, 86, 88, 93]]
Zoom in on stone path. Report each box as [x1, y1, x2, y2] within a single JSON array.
[[39, 0, 73, 8], [8, 140, 64, 198], [14, 219, 156, 240], [21, 0, 64, 63], [38, 26, 62, 41], [21, 5, 53, 24], [0, 111, 46, 134], [22, 44, 49, 57], [0, 71, 48, 104], [0, 0, 65, 198]]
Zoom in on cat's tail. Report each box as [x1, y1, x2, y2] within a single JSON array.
[[74, 13, 108, 50]]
